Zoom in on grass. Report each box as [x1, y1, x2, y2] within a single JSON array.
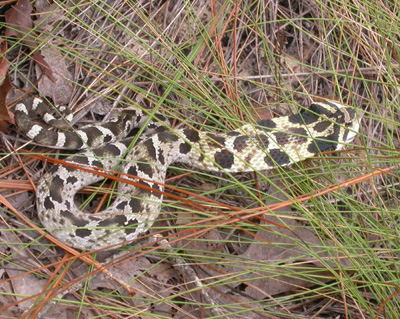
[[0, 0, 399, 318]]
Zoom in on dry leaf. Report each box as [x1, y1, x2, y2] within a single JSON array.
[[0, 38, 13, 131], [36, 46, 74, 105], [5, 0, 54, 81]]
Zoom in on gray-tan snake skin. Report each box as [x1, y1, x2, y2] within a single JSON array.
[[14, 98, 361, 250]]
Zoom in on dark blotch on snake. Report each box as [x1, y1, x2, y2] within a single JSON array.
[[116, 201, 128, 211], [124, 220, 139, 235], [289, 112, 318, 126], [62, 133, 83, 149], [60, 210, 89, 228], [309, 103, 335, 117], [159, 133, 179, 143], [70, 155, 90, 165], [207, 133, 226, 146], [179, 142, 191, 154], [36, 129, 58, 146], [94, 144, 122, 157], [264, 149, 290, 167], [274, 127, 308, 146], [103, 121, 127, 139], [214, 149, 234, 168], [137, 161, 153, 178], [135, 180, 153, 192], [313, 120, 331, 133], [127, 166, 138, 176], [90, 159, 103, 168], [158, 149, 165, 165], [44, 196, 55, 209], [308, 125, 340, 153], [129, 198, 142, 211], [82, 127, 107, 145], [227, 131, 241, 137], [233, 136, 248, 152], [49, 176, 65, 203], [98, 214, 130, 227], [76, 228, 92, 238], [66, 176, 78, 185], [63, 166, 76, 173], [184, 128, 200, 142], [151, 184, 163, 198], [258, 134, 270, 149], [258, 119, 276, 129], [143, 139, 157, 160]]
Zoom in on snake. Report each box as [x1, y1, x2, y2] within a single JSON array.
[[14, 98, 361, 250]]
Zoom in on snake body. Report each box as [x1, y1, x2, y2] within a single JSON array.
[[14, 98, 360, 250]]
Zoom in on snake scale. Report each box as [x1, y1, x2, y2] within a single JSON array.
[[14, 98, 361, 250]]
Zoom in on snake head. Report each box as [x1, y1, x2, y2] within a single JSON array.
[[323, 100, 363, 144]]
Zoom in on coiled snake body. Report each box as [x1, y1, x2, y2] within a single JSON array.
[[15, 99, 360, 250]]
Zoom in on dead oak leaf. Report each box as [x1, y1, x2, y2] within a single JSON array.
[[0, 39, 13, 131], [5, 0, 54, 81]]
